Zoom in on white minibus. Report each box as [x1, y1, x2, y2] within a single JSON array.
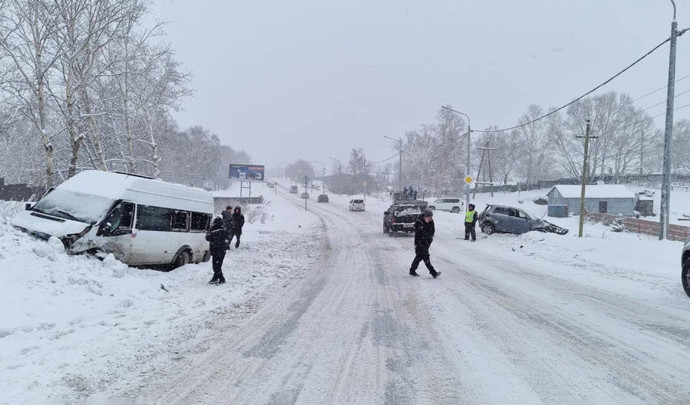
[[11, 170, 214, 269]]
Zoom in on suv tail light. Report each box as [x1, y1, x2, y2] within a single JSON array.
[[391, 216, 396, 224]]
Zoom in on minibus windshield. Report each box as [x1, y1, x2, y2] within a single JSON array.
[[32, 189, 115, 224]]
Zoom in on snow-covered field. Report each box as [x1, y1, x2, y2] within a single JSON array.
[[0, 194, 322, 404], [2, 180, 689, 403]]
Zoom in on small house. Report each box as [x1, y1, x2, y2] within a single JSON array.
[[546, 185, 635, 217]]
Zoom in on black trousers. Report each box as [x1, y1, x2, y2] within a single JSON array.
[[229, 231, 241, 247], [465, 223, 476, 240], [410, 245, 436, 274], [211, 250, 226, 281]]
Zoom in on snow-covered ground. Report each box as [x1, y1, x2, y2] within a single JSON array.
[[0, 193, 322, 404], [2, 180, 689, 403]]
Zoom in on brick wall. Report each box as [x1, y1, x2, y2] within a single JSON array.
[[585, 212, 690, 241]]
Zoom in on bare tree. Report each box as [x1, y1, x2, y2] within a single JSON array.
[[515, 104, 553, 188], [0, 0, 62, 187]]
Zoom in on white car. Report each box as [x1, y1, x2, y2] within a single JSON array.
[[349, 199, 365, 211], [428, 198, 464, 213]]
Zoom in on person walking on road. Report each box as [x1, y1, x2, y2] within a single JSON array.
[[410, 209, 440, 278], [222, 206, 234, 235], [465, 203, 478, 241], [229, 206, 245, 248], [206, 217, 229, 284]]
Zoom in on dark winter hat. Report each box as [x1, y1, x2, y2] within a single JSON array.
[[423, 209, 433, 217], [226, 205, 232, 210], [468, 204, 475, 210], [212, 217, 224, 226]]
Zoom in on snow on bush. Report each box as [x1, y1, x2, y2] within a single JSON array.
[[610, 214, 626, 232]]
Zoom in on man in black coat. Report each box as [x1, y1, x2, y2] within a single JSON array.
[[409, 209, 440, 278], [229, 206, 245, 248], [206, 217, 229, 284], [222, 205, 234, 234]]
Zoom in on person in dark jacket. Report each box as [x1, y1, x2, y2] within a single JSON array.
[[229, 206, 245, 248], [409, 209, 440, 278], [222, 205, 234, 233], [465, 203, 478, 241], [206, 217, 229, 284]]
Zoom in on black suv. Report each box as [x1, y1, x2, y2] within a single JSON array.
[[383, 201, 428, 235]]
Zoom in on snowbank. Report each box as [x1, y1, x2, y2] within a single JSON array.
[[0, 195, 322, 403]]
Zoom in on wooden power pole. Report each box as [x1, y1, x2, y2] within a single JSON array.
[[577, 120, 598, 237]]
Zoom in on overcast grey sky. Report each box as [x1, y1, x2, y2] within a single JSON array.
[[150, 0, 690, 173]]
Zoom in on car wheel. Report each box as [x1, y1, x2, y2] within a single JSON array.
[[170, 250, 190, 270], [682, 258, 690, 297], [481, 223, 495, 235], [388, 231, 394, 237], [383, 225, 389, 233], [428, 206, 435, 210], [451, 207, 460, 213]]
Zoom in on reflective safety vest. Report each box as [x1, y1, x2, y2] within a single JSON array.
[[465, 210, 476, 223]]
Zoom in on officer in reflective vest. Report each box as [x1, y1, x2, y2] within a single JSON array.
[[465, 203, 478, 241]]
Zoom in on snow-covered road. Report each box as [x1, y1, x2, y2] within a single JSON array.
[[125, 190, 690, 404]]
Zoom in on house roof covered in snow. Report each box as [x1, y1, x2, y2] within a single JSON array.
[[548, 184, 635, 199]]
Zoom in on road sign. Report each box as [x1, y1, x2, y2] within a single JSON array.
[[362, 181, 368, 187], [464, 175, 474, 184]]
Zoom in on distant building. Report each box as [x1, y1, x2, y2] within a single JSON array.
[[546, 185, 635, 217]]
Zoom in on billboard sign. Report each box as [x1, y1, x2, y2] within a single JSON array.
[[229, 164, 265, 181]]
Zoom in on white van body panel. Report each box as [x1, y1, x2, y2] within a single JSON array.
[[11, 170, 214, 267]]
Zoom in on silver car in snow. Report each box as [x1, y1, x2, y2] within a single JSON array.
[[478, 204, 545, 235]]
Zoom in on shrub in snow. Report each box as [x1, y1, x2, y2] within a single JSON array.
[[245, 204, 272, 224], [610, 214, 626, 232]]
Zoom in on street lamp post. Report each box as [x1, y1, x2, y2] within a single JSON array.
[[383, 136, 403, 190], [660, 0, 679, 240], [441, 106, 472, 209]]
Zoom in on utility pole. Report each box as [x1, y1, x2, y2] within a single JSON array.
[[473, 141, 495, 199], [303, 175, 308, 212], [383, 136, 403, 189], [639, 130, 645, 176], [441, 106, 472, 208], [577, 120, 598, 237], [661, 1, 679, 240]]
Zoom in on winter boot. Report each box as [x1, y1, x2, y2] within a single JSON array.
[[431, 271, 441, 279], [409, 270, 420, 277], [208, 277, 219, 285]]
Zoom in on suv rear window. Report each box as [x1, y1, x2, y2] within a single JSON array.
[[353, 199, 364, 203]]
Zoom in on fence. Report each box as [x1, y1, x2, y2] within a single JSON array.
[[585, 212, 690, 242]]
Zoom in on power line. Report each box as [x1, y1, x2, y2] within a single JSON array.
[[633, 73, 690, 102], [473, 34, 676, 134], [652, 101, 690, 119], [369, 153, 399, 164], [642, 88, 690, 111]]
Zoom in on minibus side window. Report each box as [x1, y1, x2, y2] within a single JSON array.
[[190, 212, 210, 232], [99, 202, 134, 236], [136, 205, 172, 232], [171, 211, 189, 232]]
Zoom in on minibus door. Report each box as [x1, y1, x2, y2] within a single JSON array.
[[97, 201, 135, 263]]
